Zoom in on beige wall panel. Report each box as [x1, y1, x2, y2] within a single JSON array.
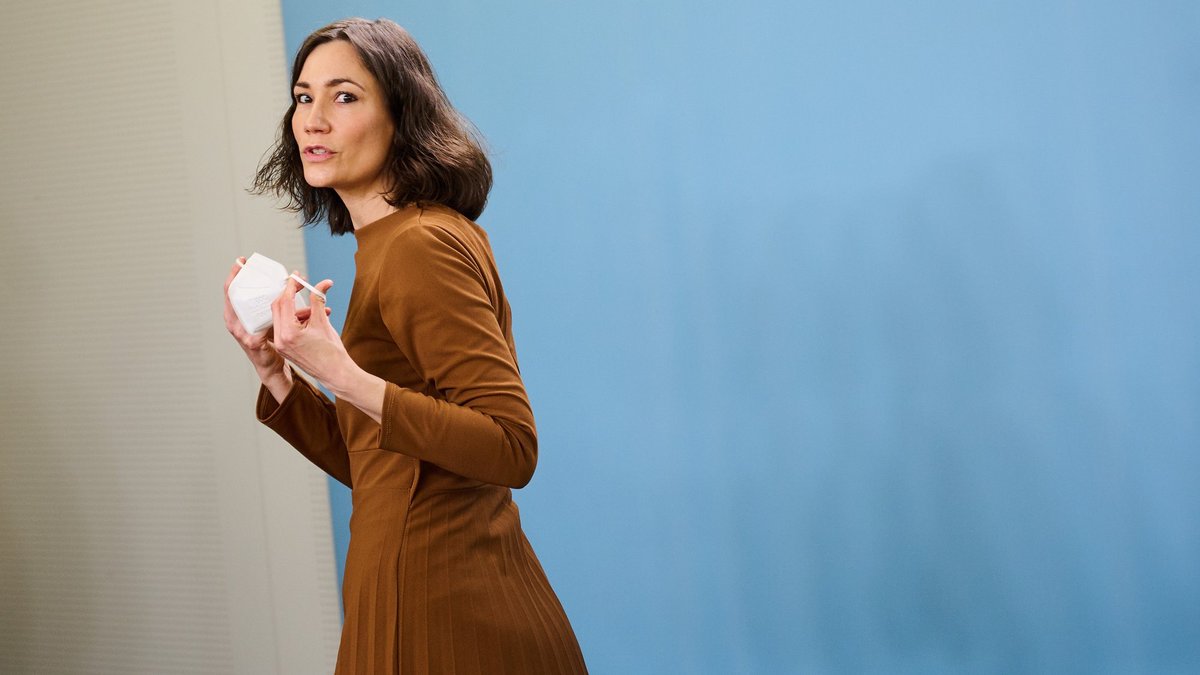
[[0, 1, 340, 673]]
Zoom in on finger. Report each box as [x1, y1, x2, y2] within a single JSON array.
[[271, 277, 300, 344], [278, 274, 301, 313], [309, 279, 333, 325]]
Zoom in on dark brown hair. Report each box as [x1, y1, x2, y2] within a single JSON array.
[[252, 18, 492, 234]]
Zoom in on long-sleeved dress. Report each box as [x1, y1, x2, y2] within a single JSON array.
[[255, 203, 587, 674]]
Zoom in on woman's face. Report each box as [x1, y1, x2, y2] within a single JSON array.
[[291, 40, 395, 199]]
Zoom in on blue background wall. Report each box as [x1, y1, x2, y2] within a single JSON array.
[[282, 2, 1199, 672]]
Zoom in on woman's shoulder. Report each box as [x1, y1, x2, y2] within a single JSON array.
[[369, 202, 495, 273], [415, 202, 490, 240], [400, 203, 493, 258], [360, 202, 484, 251]]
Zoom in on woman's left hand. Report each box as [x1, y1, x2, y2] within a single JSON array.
[[271, 275, 354, 390]]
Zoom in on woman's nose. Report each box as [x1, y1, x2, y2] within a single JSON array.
[[302, 103, 330, 134]]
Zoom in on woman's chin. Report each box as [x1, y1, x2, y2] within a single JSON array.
[[301, 169, 335, 189], [306, 181, 337, 191]]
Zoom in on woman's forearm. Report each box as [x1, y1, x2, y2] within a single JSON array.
[[258, 361, 295, 404], [326, 361, 387, 425]]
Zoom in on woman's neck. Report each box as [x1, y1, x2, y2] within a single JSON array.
[[340, 189, 401, 230]]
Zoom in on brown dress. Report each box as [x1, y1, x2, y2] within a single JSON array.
[[255, 203, 588, 674]]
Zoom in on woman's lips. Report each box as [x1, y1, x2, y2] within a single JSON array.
[[303, 146, 335, 162]]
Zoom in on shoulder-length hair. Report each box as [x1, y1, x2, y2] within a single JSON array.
[[253, 18, 492, 234]]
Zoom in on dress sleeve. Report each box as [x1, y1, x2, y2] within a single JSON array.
[[376, 223, 537, 488], [256, 375, 353, 488]]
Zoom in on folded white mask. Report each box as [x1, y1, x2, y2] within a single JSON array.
[[227, 252, 326, 335]]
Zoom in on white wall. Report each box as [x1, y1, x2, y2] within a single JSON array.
[[0, 1, 340, 672]]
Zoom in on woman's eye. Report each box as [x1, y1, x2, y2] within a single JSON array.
[[335, 92, 357, 103], [294, 93, 312, 104]]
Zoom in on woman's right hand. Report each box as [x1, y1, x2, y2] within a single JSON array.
[[224, 258, 333, 402], [223, 257, 287, 377]]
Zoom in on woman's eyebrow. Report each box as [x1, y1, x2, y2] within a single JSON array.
[[293, 78, 365, 90]]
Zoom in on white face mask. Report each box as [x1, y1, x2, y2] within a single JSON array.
[[227, 252, 323, 335]]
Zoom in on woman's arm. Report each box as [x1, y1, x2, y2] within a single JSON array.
[[255, 369, 354, 488], [224, 260, 352, 487], [376, 223, 537, 488], [270, 223, 537, 488]]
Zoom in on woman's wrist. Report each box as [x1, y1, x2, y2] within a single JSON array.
[[324, 356, 365, 400], [259, 362, 294, 404], [327, 359, 386, 424]]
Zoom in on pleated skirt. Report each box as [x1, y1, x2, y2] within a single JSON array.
[[337, 484, 587, 674]]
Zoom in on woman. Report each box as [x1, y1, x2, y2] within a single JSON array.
[[222, 18, 587, 674]]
